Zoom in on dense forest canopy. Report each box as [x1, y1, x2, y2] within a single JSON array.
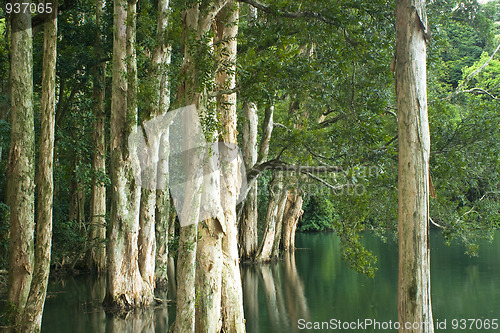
[[0, 0, 498, 331], [0, 0, 497, 282]]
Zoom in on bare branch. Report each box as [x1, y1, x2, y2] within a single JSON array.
[[246, 159, 344, 184], [463, 88, 500, 100], [447, 42, 500, 100]]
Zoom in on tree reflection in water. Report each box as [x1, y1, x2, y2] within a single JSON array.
[[241, 251, 310, 333]]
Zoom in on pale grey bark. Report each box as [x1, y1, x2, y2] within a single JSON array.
[[256, 173, 283, 262], [257, 104, 274, 165], [173, 4, 207, 331], [88, 0, 107, 274], [106, 0, 151, 309], [154, 0, 173, 290], [6, 4, 35, 329], [396, 0, 434, 332], [239, 102, 259, 260], [218, 4, 246, 331]]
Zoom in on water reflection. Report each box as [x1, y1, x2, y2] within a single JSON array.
[[41, 275, 174, 333], [40, 231, 500, 332], [241, 251, 310, 333]]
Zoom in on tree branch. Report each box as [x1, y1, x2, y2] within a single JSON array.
[[246, 159, 344, 184], [448, 42, 500, 100], [463, 88, 500, 100], [237, 0, 340, 26]]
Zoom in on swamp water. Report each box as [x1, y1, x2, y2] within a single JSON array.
[[41, 231, 500, 332]]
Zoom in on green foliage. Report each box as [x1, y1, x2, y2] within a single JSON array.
[[299, 194, 336, 232], [51, 219, 87, 267], [0, 202, 9, 269]]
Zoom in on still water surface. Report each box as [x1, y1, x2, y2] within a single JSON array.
[[41, 231, 500, 332]]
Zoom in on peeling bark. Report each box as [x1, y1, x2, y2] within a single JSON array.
[[106, 0, 151, 309], [396, 0, 434, 332], [216, 2, 246, 332]]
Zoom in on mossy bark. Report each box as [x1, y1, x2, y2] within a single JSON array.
[[19, 4, 58, 332], [6, 5, 35, 329], [88, 0, 107, 274]]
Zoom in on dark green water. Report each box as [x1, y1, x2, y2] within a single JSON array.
[[41, 231, 500, 332]]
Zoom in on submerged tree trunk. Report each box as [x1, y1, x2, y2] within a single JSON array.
[[105, 0, 151, 309], [6, 5, 35, 328], [395, 0, 434, 332], [20, 4, 58, 331], [239, 102, 258, 260], [87, 0, 107, 274]]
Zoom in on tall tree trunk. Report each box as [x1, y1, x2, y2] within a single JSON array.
[[154, 0, 172, 289], [87, 0, 107, 273], [105, 0, 150, 309], [239, 101, 258, 260], [395, 1, 434, 332], [141, 0, 172, 292], [216, 2, 246, 331], [20, 5, 58, 330], [173, 4, 209, 331], [6, 4, 34, 328]]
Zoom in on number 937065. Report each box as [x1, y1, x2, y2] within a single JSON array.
[[5, 2, 53, 15]]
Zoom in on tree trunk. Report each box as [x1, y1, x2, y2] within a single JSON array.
[[239, 102, 258, 260], [257, 104, 274, 165], [395, 0, 434, 332], [19, 4, 57, 331], [87, 0, 107, 274], [150, 0, 171, 289], [271, 189, 288, 258], [154, 0, 173, 290], [139, 0, 172, 295], [173, 4, 209, 331], [105, 0, 151, 309], [256, 173, 283, 262], [6, 4, 35, 328], [216, 2, 246, 332], [282, 191, 303, 252]]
